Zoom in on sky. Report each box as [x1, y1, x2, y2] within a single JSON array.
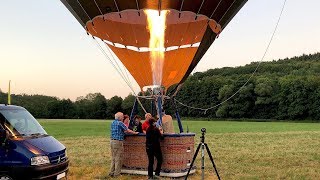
[[0, 0, 319, 101]]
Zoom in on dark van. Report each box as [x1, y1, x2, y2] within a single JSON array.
[[0, 105, 69, 180]]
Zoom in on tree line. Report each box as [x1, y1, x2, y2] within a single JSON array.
[[0, 52, 320, 121]]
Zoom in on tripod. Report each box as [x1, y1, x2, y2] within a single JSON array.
[[185, 128, 221, 180]]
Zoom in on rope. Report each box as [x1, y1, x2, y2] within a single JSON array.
[[195, 0, 206, 20], [102, 41, 132, 88], [102, 11, 151, 90], [117, 46, 133, 89], [92, 38, 148, 114], [136, 96, 147, 114], [92, 39, 132, 93], [179, 0, 185, 12], [158, 0, 162, 16], [113, 0, 121, 18], [96, 40, 133, 94], [175, 0, 288, 114], [103, 44, 132, 88], [210, 0, 223, 19], [93, 0, 103, 16], [218, 0, 237, 24], [99, 19, 135, 88], [135, 0, 140, 16], [76, 0, 92, 21], [179, 0, 185, 18], [92, 38, 131, 88]]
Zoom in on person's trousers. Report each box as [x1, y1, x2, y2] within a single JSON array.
[[109, 140, 124, 176], [146, 147, 163, 177]]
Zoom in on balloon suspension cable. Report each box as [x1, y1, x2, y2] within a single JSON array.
[[113, 0, 121, 18], [179, 0, 226, 50], [76, 0, 92, 22], [175, 0, 288, 114], [218, 0, 237, 24], [103, 40, 133, 89], [93, 0, 103, 17], [95, 39, 132, 88], [135, 0, 140, 16], [195, 0, 206, 20], [158, 0, 162, 16], [91, 38, 148, 113], [136, 96, 148, 114], [114, 46, 133, 87], [102, 20, 136, 87], [92, 38, 131, 89], [102, 14, 147, 86], [179, 0, 185, 13], [209, 0, 223, 19]]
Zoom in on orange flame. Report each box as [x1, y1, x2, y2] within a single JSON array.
[[145, 10, 168, 86]]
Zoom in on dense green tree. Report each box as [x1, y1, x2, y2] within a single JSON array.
[[122, 94, 135, 115], [277, 76, 310, 120], [253, 77, 278, 119], [106, 96, 123, 118], [74, 93, 107, 119], [47, 99, 75, 119]]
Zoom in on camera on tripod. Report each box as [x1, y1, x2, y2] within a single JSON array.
[[200, 128, 206, 143], [185, 127, 221, 180], [201, 128, 206, 133]]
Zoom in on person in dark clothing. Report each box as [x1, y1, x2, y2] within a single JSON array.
[[146, 117, 163, 179], [129, 115, 143, 133]]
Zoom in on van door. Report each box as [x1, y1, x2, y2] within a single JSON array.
[[0, 124, 8, 165], [0, 113, 9, 167], [0, 143, 5, 164], [0, 131, 6, 165]]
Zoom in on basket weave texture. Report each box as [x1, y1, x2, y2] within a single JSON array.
[[123, 134, 195, 173]]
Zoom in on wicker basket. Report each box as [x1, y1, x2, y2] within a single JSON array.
[[122, 133, 196, 177]]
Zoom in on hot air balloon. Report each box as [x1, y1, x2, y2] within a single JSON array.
[[60, 0, 247, 177]]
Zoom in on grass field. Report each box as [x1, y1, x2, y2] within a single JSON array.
[[39, 119, 320, 180]]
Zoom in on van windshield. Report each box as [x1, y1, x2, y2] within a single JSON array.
[[0, 109, 47, 136]]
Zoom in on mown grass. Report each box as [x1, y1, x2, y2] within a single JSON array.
[[38, 119, 320, 180]]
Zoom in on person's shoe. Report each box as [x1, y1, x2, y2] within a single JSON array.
[[154, 175, 160, 179], [148, 176, 154, 180]]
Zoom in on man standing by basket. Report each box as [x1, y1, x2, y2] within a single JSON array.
[[109, 112, 138, 177]]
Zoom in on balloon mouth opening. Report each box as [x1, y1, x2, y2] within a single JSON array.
[[143, 85, 165, 95]]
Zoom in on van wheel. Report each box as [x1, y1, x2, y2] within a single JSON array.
[[0, 174, 13, 180]]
